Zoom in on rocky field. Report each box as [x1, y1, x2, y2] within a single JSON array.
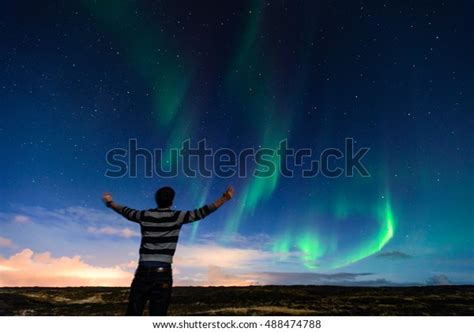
[[0, 285, 472, 316]]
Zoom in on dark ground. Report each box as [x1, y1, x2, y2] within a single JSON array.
[[0, 286, 472, 315]]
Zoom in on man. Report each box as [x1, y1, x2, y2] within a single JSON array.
[[102, 185, 234, 315]]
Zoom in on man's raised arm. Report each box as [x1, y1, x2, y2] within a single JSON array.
[[102, 192, 144, 223], [181, 186, 234, 225]]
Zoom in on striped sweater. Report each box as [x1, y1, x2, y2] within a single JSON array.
[[116, 204, 217, 264]]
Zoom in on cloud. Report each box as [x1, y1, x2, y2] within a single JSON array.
[[213, 270, 375, 286], [0, 243, 405, 287], [341, 278, 399, 286], [376, 250, 412, 260], [0, 240, 285, 287], [0, 236, 14, 248], [207, 266, 257, 286], [119, 260, 138, 270], [170, 243, 378, 286], [0, 249, 133, 286], [2, 205, 130, 229], [0, 205, 141, 254], [173, 265, 378, 286], [13, 215, 31, 224], [198, 232, 272, 249], [426, 274, 451, 285], [174, 243, 276, 269], [87, 226, 139, 238], [17, 205, 124, 225]]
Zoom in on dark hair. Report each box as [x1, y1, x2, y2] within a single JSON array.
[[155, 186, 175, 208]]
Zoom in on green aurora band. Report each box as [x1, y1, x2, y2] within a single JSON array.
[[221, 1, 396, 268], [270, 197, 395, 269]]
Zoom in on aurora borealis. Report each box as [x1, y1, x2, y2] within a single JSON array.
[[0, 1, 473, 286]]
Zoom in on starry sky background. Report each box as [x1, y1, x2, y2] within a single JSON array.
[[0, 0, 472, 286]]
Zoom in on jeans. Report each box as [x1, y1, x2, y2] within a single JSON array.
[[126, 266, 173, 316]]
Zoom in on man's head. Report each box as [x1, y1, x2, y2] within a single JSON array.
[[155, 186, 175, 208]]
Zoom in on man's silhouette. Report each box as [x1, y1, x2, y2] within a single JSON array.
[[102, 185, 234, 315]]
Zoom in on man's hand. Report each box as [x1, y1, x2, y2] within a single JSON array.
[[222, 186, 234, 201], [102, 192, 122, 212], [102, 192, 113, 205], [213, 186, 235, 209]]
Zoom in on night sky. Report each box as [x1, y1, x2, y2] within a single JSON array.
[[0, 1, 472, 286]]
